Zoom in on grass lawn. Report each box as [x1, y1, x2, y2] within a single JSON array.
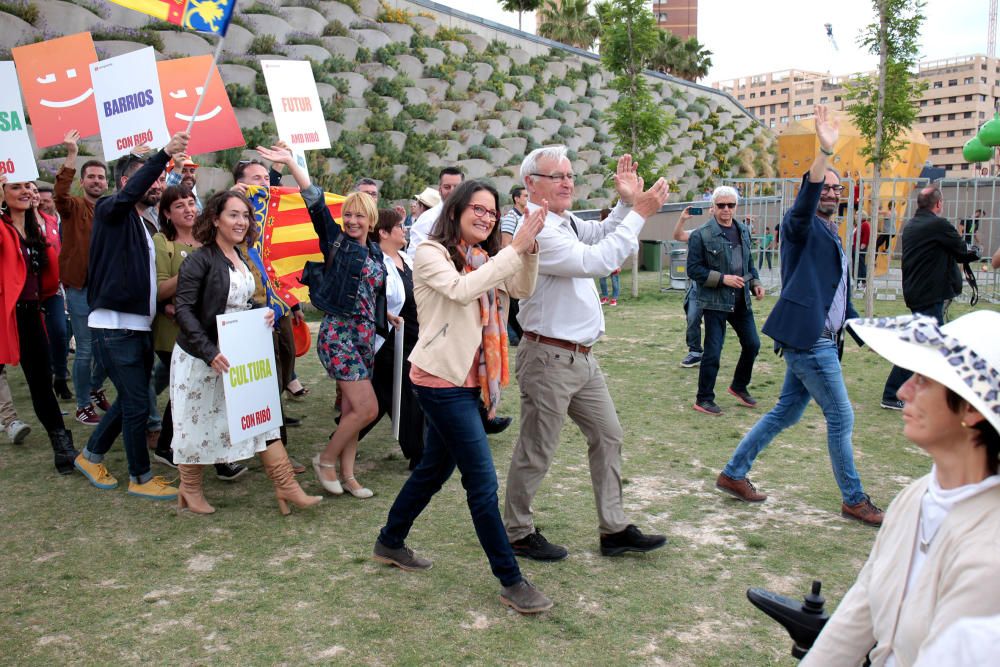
[[1, 272, 993, 666]]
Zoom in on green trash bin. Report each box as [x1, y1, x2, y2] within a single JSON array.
[[640, 240, 662, 271]]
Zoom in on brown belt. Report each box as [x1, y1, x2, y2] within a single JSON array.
[[522, 331, 591, 354]]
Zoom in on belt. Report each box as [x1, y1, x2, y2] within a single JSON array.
[[523, 331, 591, 354]]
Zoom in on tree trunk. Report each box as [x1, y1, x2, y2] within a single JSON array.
[[863, 0, 889, 317]]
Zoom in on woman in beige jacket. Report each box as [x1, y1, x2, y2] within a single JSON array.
[[370, 180, 556, 614], [803, 310, 1000, 666]]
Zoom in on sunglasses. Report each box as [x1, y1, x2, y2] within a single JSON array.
[[467, 204, 499, 222], [715, 202, 737, 209]]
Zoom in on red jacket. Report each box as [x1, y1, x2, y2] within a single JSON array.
[[0, 218, 27, 364], [38, 210, 61, 298]]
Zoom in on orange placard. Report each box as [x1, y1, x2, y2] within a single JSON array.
[[157, 55, 244, 156], [12, 33, 100, 148]]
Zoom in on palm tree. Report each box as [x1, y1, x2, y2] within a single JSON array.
[[500, 0, 543, 32], [537, 0, 600, 51], [649, 31, 712, 82]]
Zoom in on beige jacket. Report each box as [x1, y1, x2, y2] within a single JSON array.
[[803, 475, 1000, 667], [408, 240, 538, 385]]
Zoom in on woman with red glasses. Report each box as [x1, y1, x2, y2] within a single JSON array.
[[370, 180, 555, 615]]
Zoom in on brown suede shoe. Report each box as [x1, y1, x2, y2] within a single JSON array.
[[841, 495, 884, 527], [715, 472, 767, 503]]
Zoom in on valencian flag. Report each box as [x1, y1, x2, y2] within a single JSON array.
[[246, 186, 345, 319], [108, 0, 235, 35]]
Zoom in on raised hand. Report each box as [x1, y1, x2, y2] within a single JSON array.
[[256, 144, 294, 166], [511, 202, 547, 255], [63, 129, 80, 155], [632, 178, 670, 219], [613, 154, 641, 206], [814, 105, 839, 153], [164, 131, 190, 157]]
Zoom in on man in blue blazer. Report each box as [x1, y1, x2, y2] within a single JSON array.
[[714, 106, 884, 527]]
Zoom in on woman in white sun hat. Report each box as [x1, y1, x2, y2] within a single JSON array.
[[803, 310, 1000, 666]]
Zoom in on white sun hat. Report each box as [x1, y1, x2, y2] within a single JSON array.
[[847, 311, 1000, 434]]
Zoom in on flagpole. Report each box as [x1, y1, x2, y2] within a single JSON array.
[[184, 32, 226, 135]]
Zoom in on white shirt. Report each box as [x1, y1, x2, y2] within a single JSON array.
[[516, 200, 645, 346], [89, 219, 157, 331], [374, 251, 413, 353], [884, 466, 1000, 667], [404, 202, 443, 260]]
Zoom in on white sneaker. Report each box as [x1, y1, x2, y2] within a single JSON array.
[[6, 420, 31, 445]]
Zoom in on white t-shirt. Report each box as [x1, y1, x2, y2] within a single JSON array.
[[89, 218, 157, 331]]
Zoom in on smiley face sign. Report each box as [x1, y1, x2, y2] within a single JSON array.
[[12, 32, 100, 148], [157, 55, 244, 156]]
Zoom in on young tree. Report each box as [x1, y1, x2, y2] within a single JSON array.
[[845, 0, 927, 316], [537, 0, 600, 50], [499, 0, 542, 32]]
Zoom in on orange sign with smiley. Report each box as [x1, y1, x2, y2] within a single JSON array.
[[157, 55, 244, 156], [12, 32, 101, 148]]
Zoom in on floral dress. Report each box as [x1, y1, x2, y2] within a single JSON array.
[[169, 264, 280, 464], [317, 252, 385, 381]]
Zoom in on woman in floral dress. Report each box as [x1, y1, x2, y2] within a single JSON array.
[[170, 191, 321, 515]]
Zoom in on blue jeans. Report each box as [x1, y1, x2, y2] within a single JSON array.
[[65, 287, 107, 410], [684, 283, 703, 355], [378, 385, 522, 587], [599, 273, 620, 299], [84, 328, 154, 483], [698, 299, 760, 403], [881, 302, 944, 402], [42, 293, 69, 380], [722, 338, 865, 505]]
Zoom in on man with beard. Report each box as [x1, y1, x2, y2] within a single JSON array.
[[714, 106, 884, 527], [165, 154, 202, 212], [73, 133, 190, 500], [54, 130, 111, 426]]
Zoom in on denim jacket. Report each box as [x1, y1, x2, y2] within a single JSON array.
[[299, 185, 387, 325], [686, 217, 761, 312]]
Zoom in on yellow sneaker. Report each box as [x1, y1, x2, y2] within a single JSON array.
[[128, 476, 178, 500], [74, 454, 118, 489]]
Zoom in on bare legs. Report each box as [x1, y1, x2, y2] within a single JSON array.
[[317, 379, 379, 492]]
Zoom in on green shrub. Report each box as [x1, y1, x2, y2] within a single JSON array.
[[337, 0, 360, 11], [286, 33, 323, 47], [553, 99, 570, 113], [91, 28, 164, 51], [482, 135, 501, 148], [403, 103, 433, 121], [248, 34, 281, 55], [355, 47, 371, 63], [518, 117, 535, 130], [243, 1, 279, 15], [323, 20, 350, 37], [285, 0, 323, 10], [226, 84, 272, 113], [465, 145, 490, 160]]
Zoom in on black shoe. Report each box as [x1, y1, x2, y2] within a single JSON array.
[[285, 416, 302, 427], [680, 352, 702, 368], [53, 377, 73, 401], [511, 529, 568, 561], [215, 462, 248, 481], [693, 400, 722, 415], [600, 524, 667, 557], [483, 415, 512, 435], [880, 399, 904, 410], [153, 449, 177, 469], [48, 429, 79, 475]]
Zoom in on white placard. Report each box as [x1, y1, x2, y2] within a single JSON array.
[[0, 62, 39, 182], [89, 47, 170, 160], [217, 308, 283, 444], [261, 60, 330, 151], [392, 321, 404, 441]]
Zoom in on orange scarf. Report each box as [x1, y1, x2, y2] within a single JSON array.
[[462, 244, 508, 418]]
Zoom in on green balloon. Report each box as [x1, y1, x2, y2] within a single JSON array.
[[963, 136, 993, 163], [979, 112, 1000, 146]]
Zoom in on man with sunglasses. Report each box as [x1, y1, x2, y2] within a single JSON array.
[[503, 146, 671, 561], [715, 106, 884, 527], [687, 187, 763, 416]]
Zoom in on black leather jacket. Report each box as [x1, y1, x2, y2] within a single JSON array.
[[174, 244, 262, 364]]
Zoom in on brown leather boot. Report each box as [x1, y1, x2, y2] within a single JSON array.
[[177, 464, 215, 514], [259, 441, 322, 515]]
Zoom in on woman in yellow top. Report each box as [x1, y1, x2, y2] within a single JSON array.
[[150, 186, 246, 481], [803, 310, 1000, 666], [371, 180, 555, 615]]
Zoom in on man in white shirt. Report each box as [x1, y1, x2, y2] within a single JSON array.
[[404, 166, 464, 259], [503, 146, 670, 560]]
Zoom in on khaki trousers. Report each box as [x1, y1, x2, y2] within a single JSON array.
[[503, 337, 628, 541], [0, 366, 17, 427]]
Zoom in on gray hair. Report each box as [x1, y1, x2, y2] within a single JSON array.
[[354, 177, 379, 191], [520, 145, 569, 186], [711, 185, 740, 205]]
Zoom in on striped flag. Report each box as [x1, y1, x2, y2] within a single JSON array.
[[246, 186, 345, 317], [107, 0, 235, 35]]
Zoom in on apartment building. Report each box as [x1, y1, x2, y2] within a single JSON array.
[[713, 54, 1000, 178], [652, 0, 697, 39]]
